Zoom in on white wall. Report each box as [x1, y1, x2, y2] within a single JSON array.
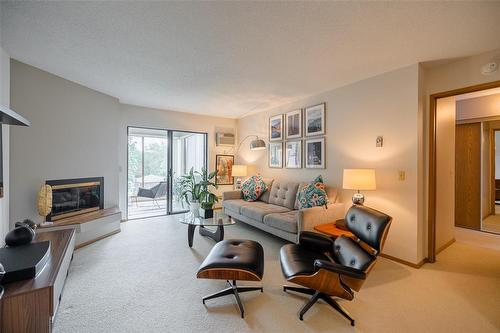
[[10, 60, 120, 223], [0, 6, 10, 241], [118, 104, 237, 218], [456, 93, 500, 121], [238, 64, 422, 264]]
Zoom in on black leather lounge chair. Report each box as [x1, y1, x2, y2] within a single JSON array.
[[279, 205, 392, 326]]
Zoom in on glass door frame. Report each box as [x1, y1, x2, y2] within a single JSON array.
[[126, 126, 208, 220]]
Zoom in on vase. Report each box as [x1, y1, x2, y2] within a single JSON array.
[[5, 226, 35, 247], [199, 207, 214, 219], [190, 202, 200, 214]]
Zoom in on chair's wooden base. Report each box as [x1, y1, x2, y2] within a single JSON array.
[[202, 280, 263, 318], [283, 286, 355, 326]]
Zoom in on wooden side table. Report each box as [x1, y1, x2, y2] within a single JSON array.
[[314, 219, 354, 238]]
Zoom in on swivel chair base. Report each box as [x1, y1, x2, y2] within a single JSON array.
[[283, 286, 355, 326], [203, 280, 263, 318]]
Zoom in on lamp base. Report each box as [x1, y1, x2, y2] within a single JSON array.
[[352, 193, 365, 205], [234, 178, 243, 190]]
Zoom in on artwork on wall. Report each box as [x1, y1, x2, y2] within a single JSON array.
[[269, 142, 283, 168], [269, 114, 283, 141], [285, 140, 302, 169], [285, 109, 302, 139], [305, 103, 325, 136], [215, 155, 234, 185], [305, 137, 325, 169]]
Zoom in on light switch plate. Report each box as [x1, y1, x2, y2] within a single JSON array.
[[376, 136, 383, 147], [398, 171, 406, 181]]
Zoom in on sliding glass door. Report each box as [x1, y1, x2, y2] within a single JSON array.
[[127, 127, 207, 219], [171, 131, 207, 213]]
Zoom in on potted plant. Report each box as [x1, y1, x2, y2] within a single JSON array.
[[198, 168, 219, 218], [179, 167, 202, 214], [179, 167, 218, 217]]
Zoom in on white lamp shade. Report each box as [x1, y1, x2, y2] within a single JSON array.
[[343, 169, 376, 190], [232, 165, 248, 177]]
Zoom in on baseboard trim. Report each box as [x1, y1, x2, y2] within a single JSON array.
[[436, 238, 456, 255], [379, 253, 427, 269], [75, 229, 121, 250]]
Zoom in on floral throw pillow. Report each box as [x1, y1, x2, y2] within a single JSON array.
[[296, 175, 329, 209], [241, 175, 267, 202]]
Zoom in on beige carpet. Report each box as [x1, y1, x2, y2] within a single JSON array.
[[53, 215, 500, 333], [482, 213, 500, 234]]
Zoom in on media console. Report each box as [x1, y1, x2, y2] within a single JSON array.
[[1, 229, 75, 333]]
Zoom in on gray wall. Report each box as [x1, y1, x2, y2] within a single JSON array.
[[0, 5, 11, 241], [9, 60, 238, 223], [10, 60, 120, 224]]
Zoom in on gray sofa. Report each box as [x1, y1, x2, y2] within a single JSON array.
[[222, 179, 344, 243]]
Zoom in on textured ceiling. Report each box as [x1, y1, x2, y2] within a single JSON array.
[[2, 1, 500, 118]]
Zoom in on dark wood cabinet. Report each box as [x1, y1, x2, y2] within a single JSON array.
[[1, 229, 75, 333]]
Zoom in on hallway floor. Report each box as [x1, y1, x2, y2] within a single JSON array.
[[482, 210, 500, 234]]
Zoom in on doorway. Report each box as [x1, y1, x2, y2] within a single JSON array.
[[429, 81, 500, 262], [127, 126, 207, 219]]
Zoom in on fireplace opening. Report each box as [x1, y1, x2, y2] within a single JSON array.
[[46, 177, 104, 221]]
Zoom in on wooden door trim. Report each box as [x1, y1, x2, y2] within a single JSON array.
[[428, 80, 500, 263], [490, 128, 496, 217]]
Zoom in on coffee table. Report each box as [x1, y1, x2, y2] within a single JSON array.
[[179, 210, 236, 247]]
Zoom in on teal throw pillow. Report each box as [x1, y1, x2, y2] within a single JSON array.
[[241, 175, 267, 202], [296, 175, 329, 209]]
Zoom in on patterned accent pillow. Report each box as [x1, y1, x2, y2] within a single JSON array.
[[296, 175, 329, 209], [241, 175, 268, 202]]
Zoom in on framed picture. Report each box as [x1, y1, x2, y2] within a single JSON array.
[[305, 103, 325, 136], [285, 140, 302, 169], [305, 138, 325, 169], [269, 142, 283, 168], [215, 155, 234, 185], [285, 109, 302, 139], [269, 114, 283, 141]]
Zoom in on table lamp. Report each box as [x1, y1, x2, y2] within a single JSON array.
[[342, 169, 376, 205], [232, 165, 248, 190]]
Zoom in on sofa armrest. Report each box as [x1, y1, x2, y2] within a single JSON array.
[[298, 202, 345, 233], [222, 190, 242, 201]]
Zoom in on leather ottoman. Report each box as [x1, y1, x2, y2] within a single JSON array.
[[197, 239, 264, 318]]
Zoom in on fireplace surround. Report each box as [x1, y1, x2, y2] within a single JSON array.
[[46, 177, 104, 221]]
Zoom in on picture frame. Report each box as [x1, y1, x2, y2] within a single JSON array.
[[268, 142, 283, 168], [269, 114, 284, 141], [285, 140, 302, 169], [305, 137, 325, 169], [305, 103, 325, 136], [215, 154, 234, 185], [285, 109, 302, 139]]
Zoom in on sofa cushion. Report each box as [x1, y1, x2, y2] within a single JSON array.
[[242, 175, 267, 201], [222, 199, 253, 214], [268, 181, 300, 209], [295, 175, 329, 209], [240, 202, 290, 222], [258, 178, 275, 203], [264, 211, 298, 234]]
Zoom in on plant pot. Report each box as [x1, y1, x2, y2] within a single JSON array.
[[199, 207, 214, 219], [190, 202, 200, 214]]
